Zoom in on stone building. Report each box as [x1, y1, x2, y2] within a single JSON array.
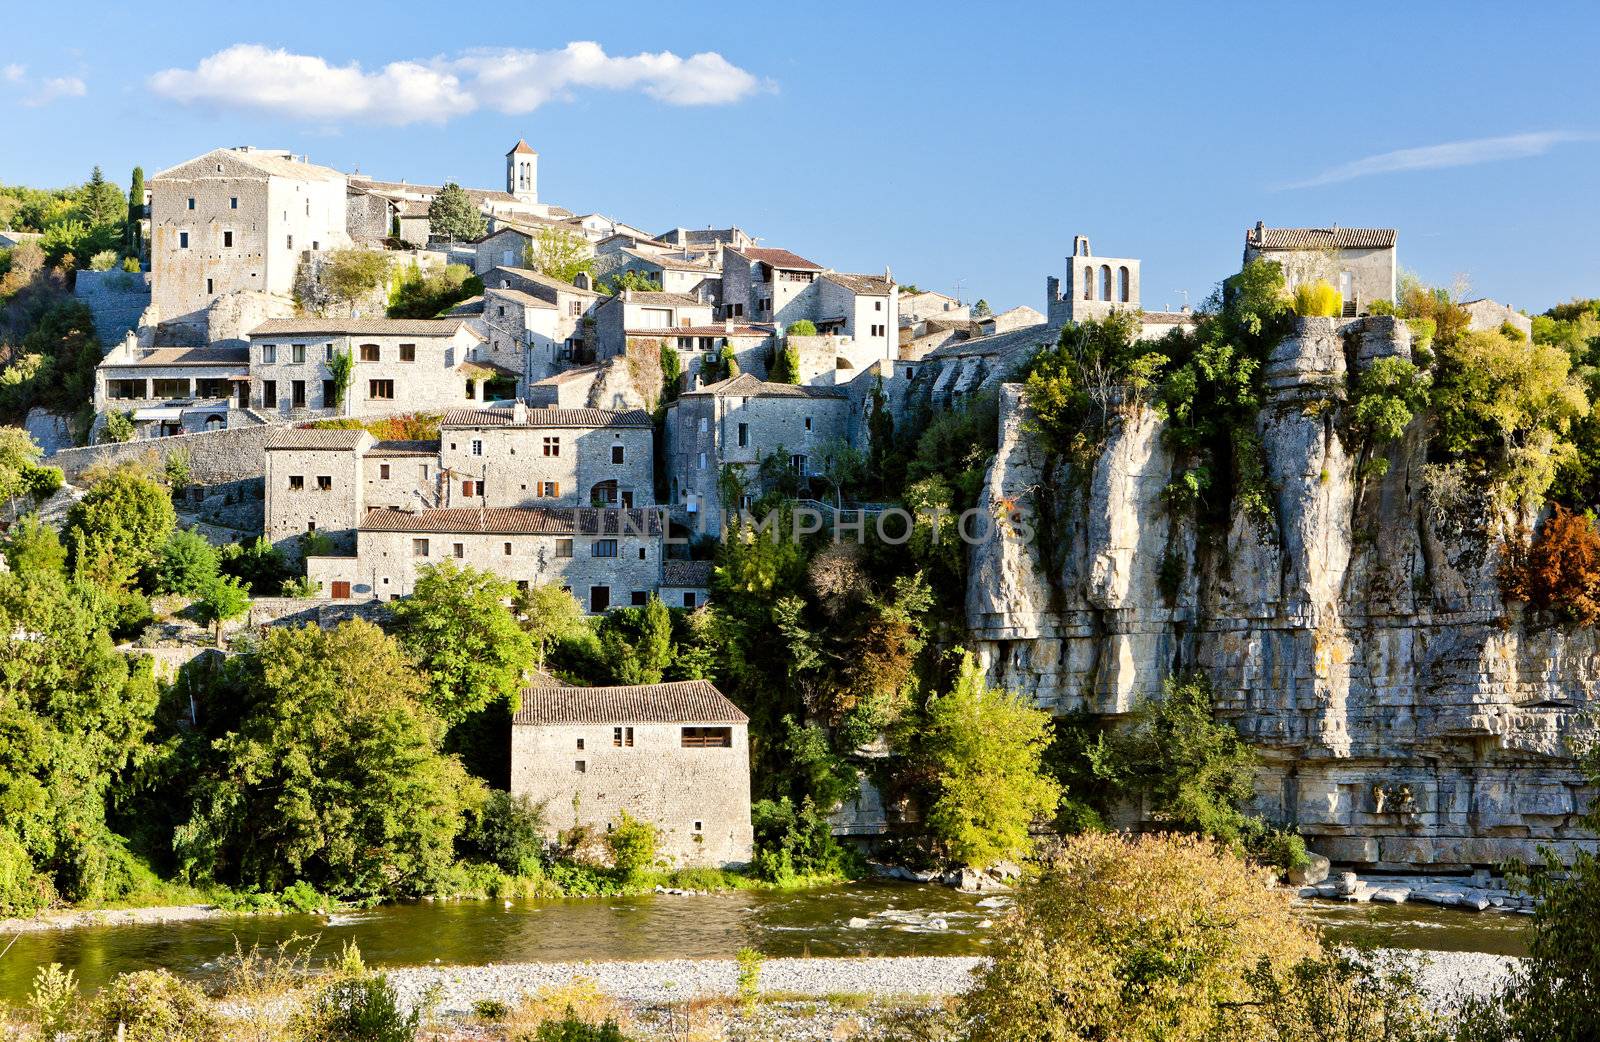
[[510, 679, 754, 867], [660, 559, 714, 610], [815, 272, 899, 367], [656, 226, 755, 251], [1461, 297, 1534, 340], [483, 266, 600, 374], [721, 247, 824, 324], [148, 147, 350, 336], [263, 427, 376, 553], [592, 245, 721, 298], [95, 344, 250, 437], [629, 322, 775, 387], [977, 305, 1046, 337], [481, 287, 558, 392], [437, 402, 655, 510], [246, 317, 500, 418], [1046, 235, 1141, 325], [899, 289, 968, 327], [591, 291, 715, 362], [307, 506, 665, 611], [663, 373, 851, 534], [1242, 222, 1397, 316]]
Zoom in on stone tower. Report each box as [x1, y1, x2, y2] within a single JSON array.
[[1046, 235, 1141, 325], [506, 139, 538, 205]]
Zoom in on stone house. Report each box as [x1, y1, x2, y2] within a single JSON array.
[[472, 225, 536, 275], [660, 559, 714, 610], [630, 322, 775, 388], [977, 305, 1046, 337], [148, 146, 350, 336], [1242, 222, 1398, 315], [656, 226, 755, 252], [1461, 298, 1534, 340], [721, 247, 825, 324], [95, 345, 250, 437], [591, 291, 715, 362], [437, 402, 654, 510], [481, 287, 560, 392], [814, 272, 899, 367], [594, 246, 721, 298], [263, 428, 376, 553], [484, 266, 600, 371], [565, 214, 658, 244], [307, 506, 665, 612], [663, 373, 851, 534], [899, 289, 968, 327], [510, 679, 754, 867], [246, 317, 500, 418], [527, 365, 604, 408]]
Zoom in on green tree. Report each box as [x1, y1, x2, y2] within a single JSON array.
[[67, 465, 176, 588], [79, 166, 125, 229], [195, 575, 250, 645], [388, 561, 534, 725], [327, 348, 354, 409], [173, 620, 484, 898], [599, 269, 662, 294], [126, 166, 144, 256], [786, 319, 817, 337], [512, 582, 590, 670], [426, 182, 486, 242], [771, 341, 802, 384], [660, 344, 682, 403], [972, 298, 992, 318], [156, 530, 220, 595], [3, 513, 65, 576], [0, 426, 63, 515], [919, 652, 1060, 868], [604, 810, 658, 875], [219, 536, 291, 597], [386, 261, 482, 319], [100, 410, 135, 443], [322, 247, 392, 308], [525, 226, 594, 284]]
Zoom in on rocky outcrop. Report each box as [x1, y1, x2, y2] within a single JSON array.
[[969, 316, 1598, 870]]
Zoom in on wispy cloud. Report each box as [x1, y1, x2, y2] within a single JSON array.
[[2, 63, 25, 83], [149, 42, 773, 126], [1279, 131, 1596, 189], [23, 76, 86, 107]]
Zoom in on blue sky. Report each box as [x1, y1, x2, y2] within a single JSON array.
[[2, 1, 1597, 313]]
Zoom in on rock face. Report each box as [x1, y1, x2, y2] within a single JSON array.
[[968, 316, 1598, 870]]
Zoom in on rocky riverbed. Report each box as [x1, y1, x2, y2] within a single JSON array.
[[1297, 870, 1536, 913]]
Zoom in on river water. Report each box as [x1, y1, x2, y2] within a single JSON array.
[[0, 882, 1529, 1002]]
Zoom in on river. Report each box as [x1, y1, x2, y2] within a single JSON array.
[[0, 882, 1530, 1002]]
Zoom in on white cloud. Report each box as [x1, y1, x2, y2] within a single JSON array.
[[2, 63, 25, 83], [1280, 131, 1596, 189], [149, 42, 770, 126], [23, 76, 85, 107]]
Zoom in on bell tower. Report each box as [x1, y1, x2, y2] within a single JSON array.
[[506, 139, 538, 205]]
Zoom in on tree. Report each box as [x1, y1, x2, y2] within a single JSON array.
[[195, 575, 250, 645], [812, 438, 865, 508], [660, 344, 682, 402], [919, 652, 1060, 868], [4, 513, 65, 576], [603, 810, 658, 875], [512, 582, 590, 670], [79, 166, 125, 229], [386, 261, 482, 319], [388, 561, 534, 725], [321, 247, 392, 308], [0, 426, 63, 515], [771, 341, 802, 384], [1499, 506, 1600, 625], [955, 833, 1321, 1042], [1293, 279, 1343, 317], [126, 166, 144, 256], [599, 269, 662, 294], [327, 348, 354, 409], [972, 298, 992, 318], [67, 465, 176, 588], [173, 620, 484, 898], [100, 410, 135, 443], [525, 227, 593, 284], [426, 182, 486, 242], [786, 319, 817, 337], [156, 530, 220, 595], [219, 536, 291, 597]]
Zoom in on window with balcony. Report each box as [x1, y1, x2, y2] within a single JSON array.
[[681, 727, 732, 748]]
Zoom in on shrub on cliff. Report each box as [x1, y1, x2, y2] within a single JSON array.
[[1292, 279, 1343, 318], [1499, 506, 1600, 625]]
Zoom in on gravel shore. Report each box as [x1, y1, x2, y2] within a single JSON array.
[[0, 903, 226, 934]]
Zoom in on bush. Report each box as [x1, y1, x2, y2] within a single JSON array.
[[85, 969, 219, 1042], [87, 249, 118, 271], [751, 795, 857, 883], [787, 318, 817, 337], [462, 791, 548, 875], [1242, 949, 1447, 1042], [1499, 506, 1600, 625], [604, 810, 658, 875], [157, 529, 221, 595], [1293, 280, 1344, 317], [954, 833, 1320, 1042], [101, 409, 135, 443], [290, 973, 420, 1042], [532, 1018, 632, 1041]]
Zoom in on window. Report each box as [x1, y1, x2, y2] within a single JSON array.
[[790, 453, 807, 474], [1118, 265, 1131, 303], [292, 344, 306, 364], [359, 344, 380, 362], [369, 380, 394, 400], [737, 423, 748, 448], [681, 727, 732, 748], [539, 481, 560, 498], [683, 591, 698, 609], [697, 452, 706, 471], [399, 343, 415, 362], [152, 378, 189, 398], [575, 760, 586, 773], [178, 231, 189, 249], [576, 737, 585, 750], [229, 196, 238, 210], [288, 475, 304, 491], [287, 235, 294, 250], [503, 542, 512, 556], [569, 300, 582, 317], [263, 380, 277, 408], [589, 585, 610, 612], [875, 300, 883, 311], [904, 366, 915, 379], [380, 463, 391, 479], [613, 726, 634, 747], [871, 324, 886, 337], [631, 591, 647, 606], [803, 416, 812, 431], [611, 444, 625, 464], [543, 436, 561, 457], [452, 542, 464, 559], [461, 480, 482, 498], [413, 538, 430, 557], [471, 439, 483, 456], [322, 380, 335, 406], [638, 546, 646, 560], [261, 344, 277, 364], [1100, 264, 1113, 301], [186, 197, 195, 210], [693, 820, 704, 833], [465, 381, 476, 400], [555, 537, 573, 558], [206, 278, 214, 295], [592, 539, 618, 558], [316, 475, 332, 491], [331, 580, 351, 599], [292, 381, 306, 408], [222, 230, 234, 248], [108, 379, 144, 399]]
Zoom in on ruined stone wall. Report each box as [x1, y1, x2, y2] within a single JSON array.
[[967, 315, 1599, 870], [73, 269, 151, 348]]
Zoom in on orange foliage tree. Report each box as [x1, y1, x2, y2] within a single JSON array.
[[1500, 505, 1600, 625]]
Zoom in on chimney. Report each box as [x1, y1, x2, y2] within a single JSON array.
[[724, 317, 735, 332], [513, 399, 528, 424]]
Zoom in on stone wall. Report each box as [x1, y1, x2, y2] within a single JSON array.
[[967, 315, 1599, 870], [73, 269, 151, 348], [51, 418, 288, 485]]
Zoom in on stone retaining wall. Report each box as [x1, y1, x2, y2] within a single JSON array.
[[50, 420, 290, 485]]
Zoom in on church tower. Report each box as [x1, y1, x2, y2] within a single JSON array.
[[1047, 234, 1141, 324], [506, 139, 538, 205]]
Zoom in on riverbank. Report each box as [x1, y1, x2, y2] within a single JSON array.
[[0, 902, 229, 935]]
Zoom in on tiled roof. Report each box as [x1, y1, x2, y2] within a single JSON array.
[[361, 506, 664, 536], [922, 321, 1062, 363], [446, 295, 486, 315], [368, 439, 439, 457], [110, 346, 249, 367], [735, 247, 823, 271], [533, 364, 602, 385], [823, 272, 894, 295], [622, 247, 717, 272], [626, 325, 771, 339], [348, 176, 522, 208], [264, 428, 368, 451], [616, 291, 705, 307], [1247, 226, 1397, 250], [458, 358, 520, 380], [657, 227, 750, 247], [683, 373, 848, 399], [152, 148, 345, 183], [508, 139, 538, 156], [661, 559, 714, 587], [512, 679, 746, 726], [249, 318, 472, 338], [440, 405, 653, 428], [1140, 310, 1199, 324], [486, 287, 557, 309], [491, 266, 599, 296]]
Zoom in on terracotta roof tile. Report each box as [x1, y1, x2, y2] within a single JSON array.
[[249, 318, 472, 338], [822, 272, 894, 295], [513, 679, 746, 725], [1247, 226, 1396, 250], [661, 560, 714, 587], [264, 428, 369, 451], [367, 439, 439, 457], [439, 406, 653, 428], [360, 506, 664, 536], [682, 373, 848, 399], [734, 247, 823, 271]]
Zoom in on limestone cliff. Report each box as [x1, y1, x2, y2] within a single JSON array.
[[962, 316, 1597, 870]]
